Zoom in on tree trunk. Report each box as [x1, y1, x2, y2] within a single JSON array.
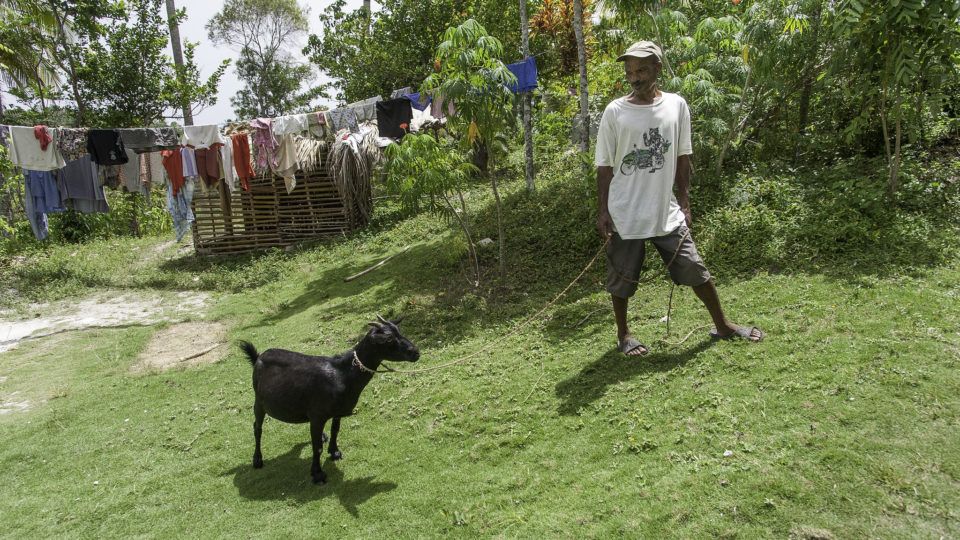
[[889, 90, 902, 195], [648, 6, 675, 80], [165, 0, 193, 125], [794, 1, 823, 161], [715, 69, 752, 175], [572, 0, 590, 154], [519, 0, 535, 192], [472, 141, 489, 172], [442, 191, 480, 286], [490, 174, 505, 277], [48, 2, 88, 126]]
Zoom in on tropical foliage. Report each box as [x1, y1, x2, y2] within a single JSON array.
[[207, 0, 321, 119]]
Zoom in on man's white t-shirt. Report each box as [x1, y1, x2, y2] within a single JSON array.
[[594, 92, 692, 239]]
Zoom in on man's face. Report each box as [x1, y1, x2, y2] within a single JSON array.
[[624, 56, 661, 94]]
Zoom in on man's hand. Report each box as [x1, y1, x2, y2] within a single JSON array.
[[682, 207, 692, 228], [597, 211, 614, 240]]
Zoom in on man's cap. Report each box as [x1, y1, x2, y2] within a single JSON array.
[[617, 41, 663, 62]]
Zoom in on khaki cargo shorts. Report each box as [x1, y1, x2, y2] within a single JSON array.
[[605, 225, 711, 298]]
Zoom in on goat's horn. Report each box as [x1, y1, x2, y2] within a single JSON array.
[[393, 314, 405, 325], [376, 314, 388, 324]]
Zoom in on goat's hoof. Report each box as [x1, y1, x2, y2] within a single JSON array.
[[252, 455, 264, 469], [312, 473, 327, 485], [329, 450, 342, 461]]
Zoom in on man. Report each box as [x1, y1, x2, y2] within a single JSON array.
[[595, 41, 764, 356]]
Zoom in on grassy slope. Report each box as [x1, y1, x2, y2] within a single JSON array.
[[1, 165, 958, 538]]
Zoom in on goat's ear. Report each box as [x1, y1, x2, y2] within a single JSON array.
[[393, 314, 406, 325], [367, 322, 383, 332]]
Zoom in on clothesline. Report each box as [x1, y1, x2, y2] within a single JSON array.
[[0, 59, 540, 244]]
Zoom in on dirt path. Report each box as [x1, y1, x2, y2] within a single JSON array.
[[0, 290, 212, 353]]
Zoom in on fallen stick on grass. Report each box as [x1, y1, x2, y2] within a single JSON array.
[[344, 245, 413, 282]]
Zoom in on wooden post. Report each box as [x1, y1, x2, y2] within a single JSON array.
[[165, 0, 193, 125], [573, 0, 590, 155], [520, 0, 535, 192]]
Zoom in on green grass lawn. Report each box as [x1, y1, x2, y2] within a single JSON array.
[[1, 170, 958, 538]]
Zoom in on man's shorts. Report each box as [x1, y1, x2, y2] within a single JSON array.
[[605, 225, 711, 298]]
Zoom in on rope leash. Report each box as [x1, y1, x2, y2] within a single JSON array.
[[370, 227, 702, 375], [367, 238, 611, 374]]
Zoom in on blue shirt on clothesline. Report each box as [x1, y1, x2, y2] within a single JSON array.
[[506, 57, 538, 93]]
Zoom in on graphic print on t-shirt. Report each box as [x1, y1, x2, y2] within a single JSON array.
[[619, 127, 672, 175]]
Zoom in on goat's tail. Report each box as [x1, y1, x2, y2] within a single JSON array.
[[238, 340, 259, 366]]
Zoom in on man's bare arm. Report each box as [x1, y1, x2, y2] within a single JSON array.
[[674, 154, 692, 227], [597, 166, 614, 238]]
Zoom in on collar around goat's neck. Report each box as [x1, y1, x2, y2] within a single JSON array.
[[352, 349, 394, 374], [352, 350, 377, 374]]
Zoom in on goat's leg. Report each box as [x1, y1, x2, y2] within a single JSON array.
[[328, 417, 342, 460], [252, 399, 265, 469], [309, 418, 329, 485]]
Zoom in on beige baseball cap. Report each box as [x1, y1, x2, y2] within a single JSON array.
[[617, 41, 663, 62]]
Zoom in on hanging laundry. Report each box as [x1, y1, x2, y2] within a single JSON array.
[[86, 129, 129, 165], [390, 87, 412, 99], [22, 179, 48, 241], [376, 98, 413, 139], [7, 126, 66, 171], [161, 148, 185, 195], [506, 57, 539, 93], [272, 114, 311, 136], [34, 125, 52, 151], [194, 145, 224, 189], [348, 96, 382, 123], [182, 125, 227, 149], [308, 111, 330, 139], [181, 146, 199, 178], [23, 170, 66, 240], [429, 94, 456, 120], [250, 118, 279, 172], [98, 164, 122, 189], [138, 153, 153, 194], [140, 151, 166, 187], [230, 133, 255, 192], [166, 177, 196, 243], [402, 92, 431, 112], [57, 156, 110, 214], [57, 128, 89, 162], [271, 134, 298, 194], [119, 127, 179, 153], [219, 141, 237, 192], [328, 107, 359, 134]]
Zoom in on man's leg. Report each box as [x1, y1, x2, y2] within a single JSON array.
[[692, 280, 762, 341], [654, 227, 763, 342], [606, 233, 647, 356], [612, 294, 646, 355]]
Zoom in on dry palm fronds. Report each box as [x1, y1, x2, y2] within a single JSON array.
[[328, 133, 374, 225], [296, 136, 328, 172]]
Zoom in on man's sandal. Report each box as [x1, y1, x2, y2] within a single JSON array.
[[709, 326, 764, 342], [618, 336, 649, 356]]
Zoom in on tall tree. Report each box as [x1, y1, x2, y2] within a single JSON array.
[[0, 0, 61, 111], [519, 0, 535, 192], [304, 0, 522, 104], [79, 0, 226, 127], [423, 19, 516, 276], [165, 0, 192, 125], [572, 0, 589, 154], [206, 0, 320, 118]]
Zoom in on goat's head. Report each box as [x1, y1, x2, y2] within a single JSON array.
[[364, 315, 420, 362]]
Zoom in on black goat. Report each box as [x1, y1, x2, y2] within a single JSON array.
[[238, 316, 419, 484]]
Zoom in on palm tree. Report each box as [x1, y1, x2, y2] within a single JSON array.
[[0, 0, 62, 110]]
